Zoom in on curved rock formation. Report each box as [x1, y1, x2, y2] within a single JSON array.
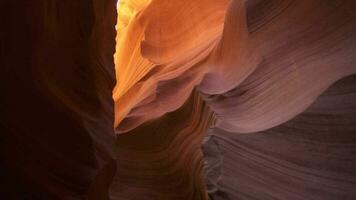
[[113, 0, 356, 199], [202, 0, 356, 133], [1, 0, 356, 199], [203, 74, 356, 200], [111, 90, 214, 199]]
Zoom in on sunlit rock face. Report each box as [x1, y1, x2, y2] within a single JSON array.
[[115, 0, 356, 133], [114, 0, 356, 199], [1, 0, 356, 199]]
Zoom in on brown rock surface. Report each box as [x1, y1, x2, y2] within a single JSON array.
[[1, 0, 356, 199], [203, 74, 356, 200], [0, 0, 117, 199]]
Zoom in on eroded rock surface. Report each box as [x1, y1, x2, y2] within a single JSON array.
[[1, 0, 356, 199]]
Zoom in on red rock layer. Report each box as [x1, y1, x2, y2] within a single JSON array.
[[113, 0, 228, 132], [1, 0, 356, 199], [113, 0, 356, 199], [0, 0, 117, 199], [110, 90, 215, 200], [201, 0, 356, 133], [115, 0, 356, 134], [203, 74, 356, 200]]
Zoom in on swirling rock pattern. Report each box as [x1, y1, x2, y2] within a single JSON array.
[[110, 90, 214, 199], [203, 75, 356, 199], [115, 0, 356, 133], [114, 0, 356, 199], [1, 0, 356, 199]]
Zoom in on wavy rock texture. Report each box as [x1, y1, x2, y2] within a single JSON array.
[[113, 0, 228, 132], [203, 74, 356, 200], [114, 0, 356, 199], [202, 0, 356, 133], [115, 0, 356, 133], [1, 0, 356, 199], [111, 90, 215, 199]]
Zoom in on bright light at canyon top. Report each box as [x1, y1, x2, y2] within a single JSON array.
[[113, 0, 152, 128], [115, 1, 119, 30]]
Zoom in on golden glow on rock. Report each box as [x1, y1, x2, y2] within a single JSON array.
[[113, 0, 152, 127]]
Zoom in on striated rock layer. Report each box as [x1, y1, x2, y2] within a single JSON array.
[[110, 90, 215, 200], [115, 0, 356, 136], [203, 74, 356, 200], [114, 0, 356, 199], [1, 0, 356, 199]]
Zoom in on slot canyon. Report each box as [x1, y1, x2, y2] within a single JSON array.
[[1, 0, 356, 199]]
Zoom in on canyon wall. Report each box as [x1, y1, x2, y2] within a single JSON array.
[[0, 0, 117, 199], [1, 0, 356, 199]]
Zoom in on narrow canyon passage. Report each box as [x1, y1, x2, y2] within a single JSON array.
[[1, 0, 356, 199]]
